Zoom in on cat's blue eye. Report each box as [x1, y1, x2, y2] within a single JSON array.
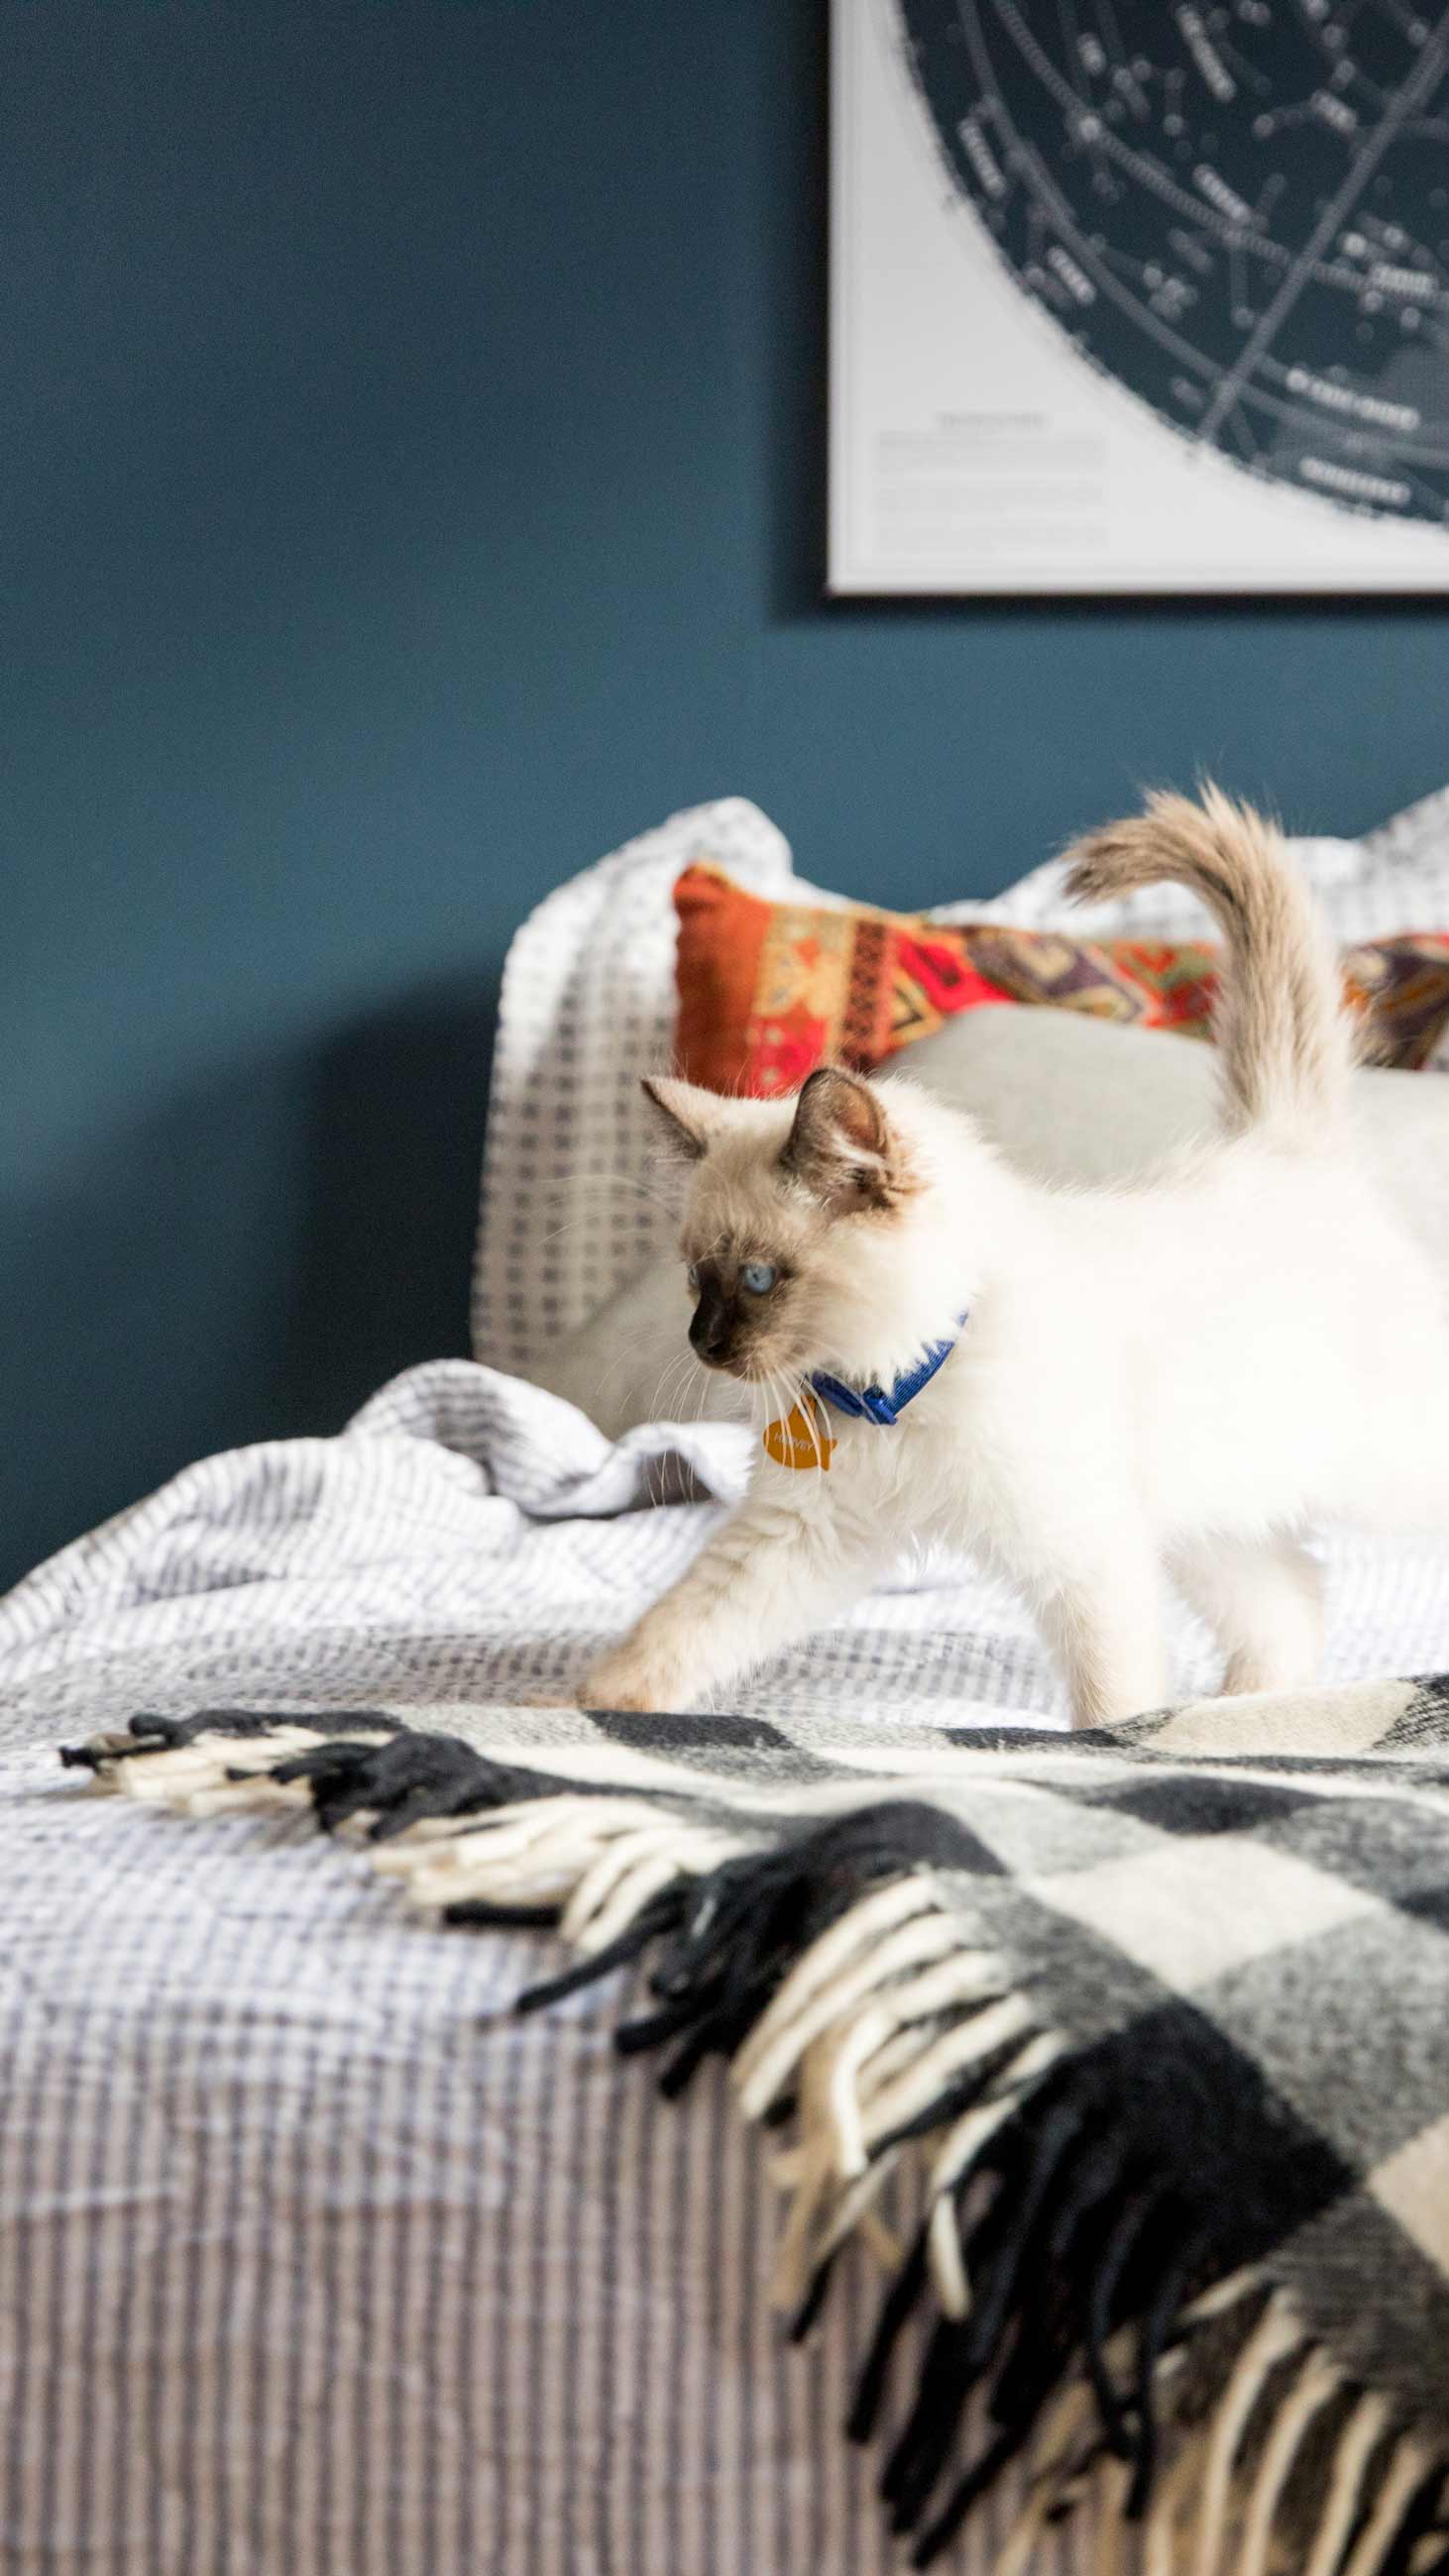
[[741, 1261, 777, 1295]]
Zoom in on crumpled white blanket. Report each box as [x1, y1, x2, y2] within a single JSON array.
[[4, 1359, 1447, 1767]]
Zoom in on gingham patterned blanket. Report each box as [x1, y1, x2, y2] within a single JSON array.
[[63, 1676, 1449, 2576]]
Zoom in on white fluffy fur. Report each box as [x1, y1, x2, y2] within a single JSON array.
[[584, 793, 1449, 1727]]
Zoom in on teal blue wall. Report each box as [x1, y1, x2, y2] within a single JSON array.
[[5, 0, 1448, 1589]]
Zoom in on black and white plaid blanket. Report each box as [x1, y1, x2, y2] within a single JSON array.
[[63, 1672, 1449, 2576]]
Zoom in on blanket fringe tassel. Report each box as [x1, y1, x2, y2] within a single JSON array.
[[63, 1710, 1449, 2575]]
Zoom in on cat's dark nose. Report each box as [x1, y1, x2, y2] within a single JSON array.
[[689, 1290, 734, 1366]]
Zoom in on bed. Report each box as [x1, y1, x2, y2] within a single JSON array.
[[4, 790, 1449, 2574]]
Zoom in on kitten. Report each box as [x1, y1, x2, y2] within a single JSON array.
[[583, 789, 1449, 1726]]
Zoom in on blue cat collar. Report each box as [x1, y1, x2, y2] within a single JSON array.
[[808, 1315, 966, 1429]]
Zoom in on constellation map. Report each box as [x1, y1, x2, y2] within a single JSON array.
[[895, 0, 1449, 525]]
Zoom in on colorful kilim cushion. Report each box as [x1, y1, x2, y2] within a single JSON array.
[[959, 921, 1219, 1031], [672, 862, 1449, 1095], [671, 862, 1005, 1096], [1344, 931, 1449, 1069]]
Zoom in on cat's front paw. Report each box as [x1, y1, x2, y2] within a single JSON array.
[[581, 1643, 683, 1715]]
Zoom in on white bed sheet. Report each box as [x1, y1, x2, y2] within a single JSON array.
[[2, 1360, 1446, 2575]]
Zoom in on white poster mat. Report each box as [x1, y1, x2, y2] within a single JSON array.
[[829, 0, 1449, 595]]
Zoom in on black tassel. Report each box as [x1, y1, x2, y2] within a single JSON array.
[[956, 2098, 1084, 2379], [613, 1993, 704, 2056], [789, 2248, 839, 2345], [589, 1824, 955, 2109], [875, 2102, 1178, 2552], [1124, 2221, 1204, 2518], [1046, 2127, 1129, 2263], [1080, 2189, 1158, 2457], [442, 1898, 564, 1930], [273, 1731, 499, 1834], [989, 2284, 1079, 2441], [59, 1705, 398, 1770], [657, 2023, 727, 2097], [911, 2416, 1036, 2569], [882, 2314, 978, 2529], [847, 2226, 931, 2444], [515, 1891, 685, 2011]]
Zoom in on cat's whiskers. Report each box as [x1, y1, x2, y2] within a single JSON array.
[[594, 1315, 691, 1402], [647, 1351, 700, 1426]]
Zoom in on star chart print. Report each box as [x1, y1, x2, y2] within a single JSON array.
[[830, 0, 1449, 591]]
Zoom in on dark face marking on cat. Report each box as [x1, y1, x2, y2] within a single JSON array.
[[686, 1255, 789, 1374]]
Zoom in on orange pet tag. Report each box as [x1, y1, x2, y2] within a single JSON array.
[[763, 1397, 836, 1471]]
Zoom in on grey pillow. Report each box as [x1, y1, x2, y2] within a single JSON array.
[[915, 1008, 1449, 1273], [532, 1011, 1449, 1437]]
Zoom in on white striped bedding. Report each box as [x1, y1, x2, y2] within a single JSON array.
[[3, 1361, 1448, 2573]]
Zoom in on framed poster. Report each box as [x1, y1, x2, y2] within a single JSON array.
[[830, 1, 1449, 595]]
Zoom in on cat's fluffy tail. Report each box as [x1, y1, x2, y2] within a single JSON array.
[[1060, 784, 1354, 1144]]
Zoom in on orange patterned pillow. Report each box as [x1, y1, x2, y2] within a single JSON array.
[[1341, 934, 1449, 1069], [671, 864, 1449, 1095], [672, 864, 1006, 1095]]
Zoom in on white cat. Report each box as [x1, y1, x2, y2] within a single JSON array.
[[584, 790, 1449, 1726]]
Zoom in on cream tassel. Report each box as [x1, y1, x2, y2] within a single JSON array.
[[731, 1876, 942, 2084], [914, 2034, 1062, 2314], [1191, 2297, 1303, 2576], [577, 1848, 684, 1951], [107, 1723, 368, 1806], [925, 2032, 1063, 2200], [1231, 2350, 1339, 2576], [992, 2478, 1056, 2576], [187, 1773, 315, 1816], [561, 1822, 688, 1941], [1089, 2455, 1133, 2576], [927, 2187, 971, 2323], [823, 2005, 899, 2182], [766, 2039, 839, 2308], [1183, 2267, 1269, 2328], [780, 2136, 910, 2290], [853, 1993, 1037, 2158], [1303, 2391, 1393, 2576], [856, 2204, 904, 2276], [111, 1742, 261, 1800], [1144, 2431, 1208, 2576], [563, 1823, 737, 1946], [381, 1801, 603, 1892], [817, 1951, 1015, 2180], [1341, 2431, 1433, 2576], [735, 1910, 966, 2119], [995, 2380, 1099, 2576]]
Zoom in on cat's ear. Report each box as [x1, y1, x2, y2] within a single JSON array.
[[640, 1074, 725, 1163], [780, 1066, 900, 1211]]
